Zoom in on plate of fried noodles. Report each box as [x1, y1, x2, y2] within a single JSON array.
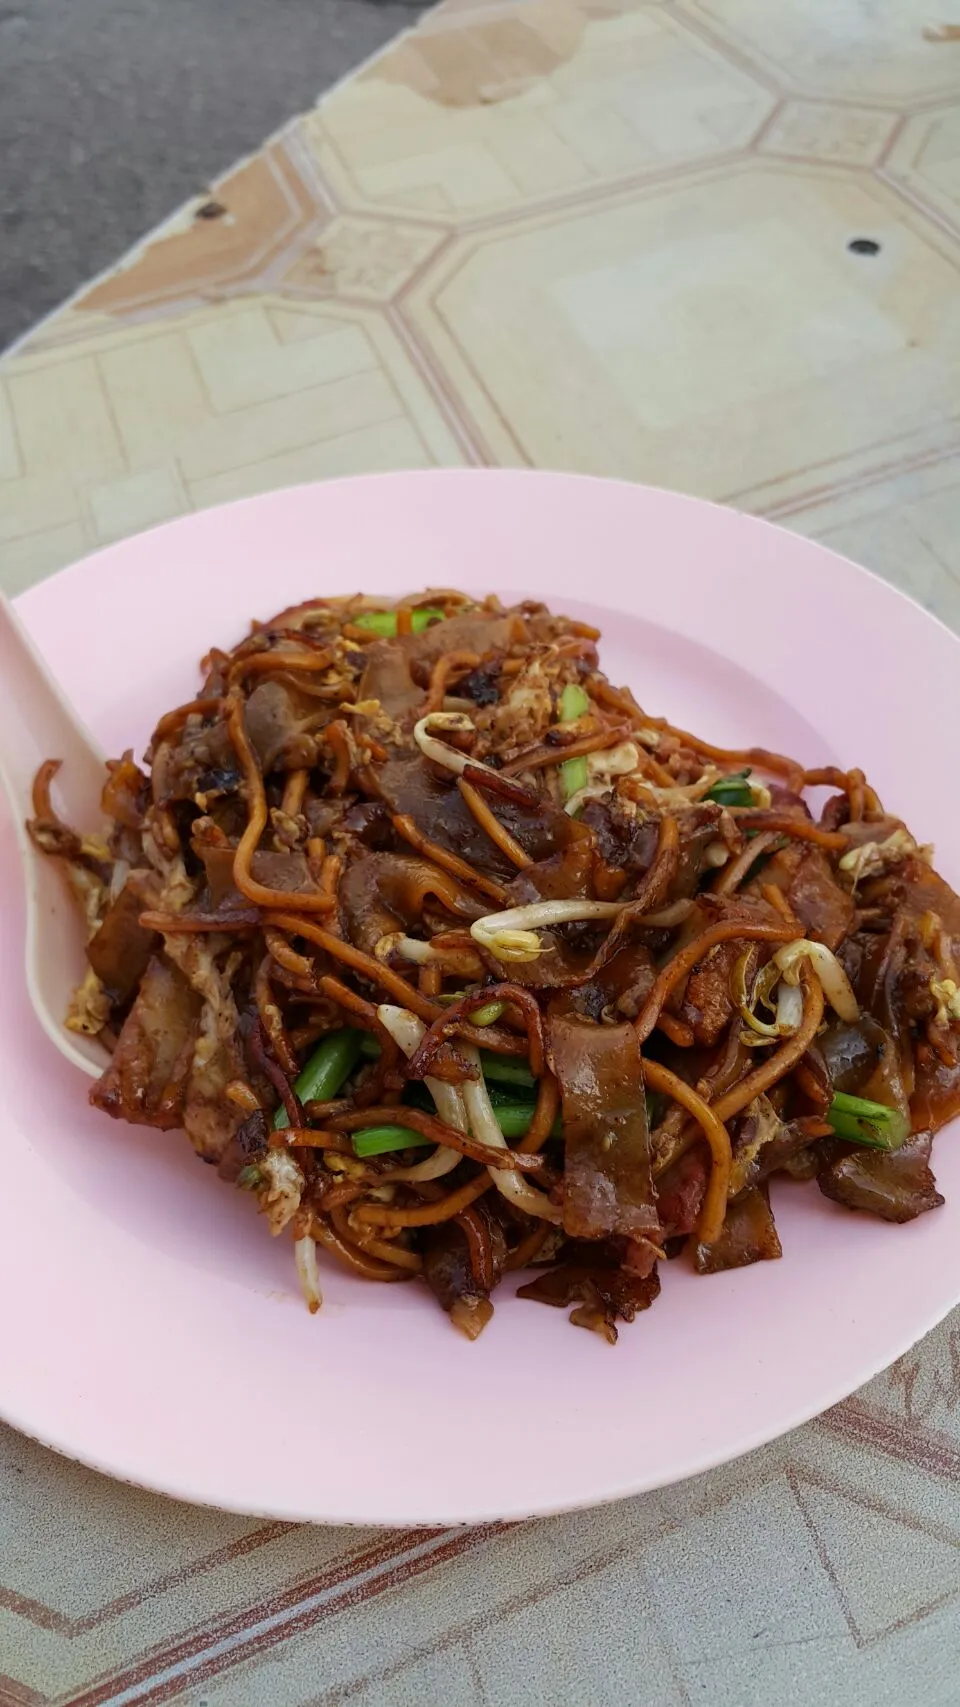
[[3, 469, 960, 1525]]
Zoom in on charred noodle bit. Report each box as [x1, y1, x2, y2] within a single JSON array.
[[641, 1059, 731, 1246], [37, 588, 960, 1341]]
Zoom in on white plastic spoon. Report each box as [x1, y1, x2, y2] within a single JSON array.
[[0, 591, 107, 1077]]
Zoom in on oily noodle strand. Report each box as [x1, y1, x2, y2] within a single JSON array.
[[425, 649, 481, 714], [390, 813, 510, 905], [353, 1175, 489, 1229], [457, 777, 532, 870], [712, 829, 781, 896], [499, 723, 632, 777], [270, 912, 442, 1023], [634, 920, 793, 1045], [727, 811, 848, 851], [225, 695, 336, 914], [655, 725, 806, 792], [641, 1058, 731, 1247]]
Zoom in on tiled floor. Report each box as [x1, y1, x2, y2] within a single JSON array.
[[2, 2, 960, 1703]]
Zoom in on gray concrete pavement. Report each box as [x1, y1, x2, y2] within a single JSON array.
[[0, 0, 424, 350]]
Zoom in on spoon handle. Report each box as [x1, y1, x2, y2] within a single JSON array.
[[0, 591, 107, 1077]]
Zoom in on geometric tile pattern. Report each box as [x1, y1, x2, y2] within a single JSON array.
[[3, 0, 960, 1701]]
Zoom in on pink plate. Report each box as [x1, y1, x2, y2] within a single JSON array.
[[3, 470, 959, 1527]]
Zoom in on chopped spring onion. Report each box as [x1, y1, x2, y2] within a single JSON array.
[[353, 607, 444, 637], [236, 1164, 263, 1190], [706, 769, 754, 808], [480, 1051, 536, 1089], [471, 999, 506, 1026], [556, 682, 591, 802], [352, 1125, 432, 1157], [493, 1102, 562, 1140], [274, 1027, 363, 1131], [826, 1092, 909, 1152], [558, 682, 590, 723], [560, 755, 589, 803], [351, 1101, 560, 1156]]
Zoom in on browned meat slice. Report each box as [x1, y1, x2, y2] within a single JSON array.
[[548, 1012, 659, 1241], [679, 939, 740, 1046], [150, 712, 237, 805], [787, 848, 855, 950], [90, 957, 201, 1129], [401, 614, 516, 671], [358, 640, 423, 722], [339, 850, 486, 956], [671, 804, 728, 899], [376, 753, 576, 876], [818, 1130, 943, 1222], [86, 875, 161, 1007], [244, 680, 325, 772], [422, 1203, 507, 1339], [197, 842, 317, 909], [694, 1185, 782, 1273], [653, 1146, 708, 1239], [912, 1056, 960, 1135], [518, 1242, 660, 1343]]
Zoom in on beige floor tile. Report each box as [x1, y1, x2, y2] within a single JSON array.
[[87, 466, 188, 545], [187, 305, 377, 412], [401, 163, 960, 498], [0, 296, 467, 585], [0, 379, 23, 481], [6, 355, 126, 484], [0, 469, 85, 544], [187, 416, 454, 510], [98, 330, 212, 466], [886, 105, 960, 235], [307, 1, 774, 220], [680, 0, 960, 103], [177, 368, 403, 482], [759, 99, 900, 166]]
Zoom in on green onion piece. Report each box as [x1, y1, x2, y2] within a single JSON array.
[[470, 1000, 505, 1027], [352, 1125, 432, 1157], [353, 608, 445, 637], [493, 1102, 563, 1140], [353, 1104, 560, 1156], [558, 682, 590, 723], [705, 769, 754, 808], [560, 755, 589, 802], [478, 1051, 536, 1089], [236, 1164, 263, 1190], [826, 1092, 910, 1151], [274, 1028, 363, 1131], [359, 1034, 381, 1061]]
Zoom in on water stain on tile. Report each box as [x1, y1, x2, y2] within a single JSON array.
[[362, 0, 600, 106]]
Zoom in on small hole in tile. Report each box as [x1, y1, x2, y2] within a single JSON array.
[[848, 238, 881, 256]]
